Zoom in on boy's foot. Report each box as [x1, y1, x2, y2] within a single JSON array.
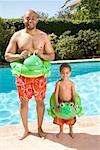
[[19, 131, 30, 140], [38, 128, 47, 138], [56, 132, 63, 138], [69, 132, 74, 138]]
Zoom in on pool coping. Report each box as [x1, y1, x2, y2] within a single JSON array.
[[0, 58, 100, 68], [51, 58, 100, 64]]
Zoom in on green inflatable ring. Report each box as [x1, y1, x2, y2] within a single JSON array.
[[10, 53, 51, 78], [48, 93, 84, 120]]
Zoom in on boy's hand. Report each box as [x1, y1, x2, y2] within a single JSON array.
[[55, 105, 60, 112], [74, 104, 77, 110]]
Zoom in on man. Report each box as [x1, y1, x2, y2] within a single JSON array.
[[5, 9, 55, 139]]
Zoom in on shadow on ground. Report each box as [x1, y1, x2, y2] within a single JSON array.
[[42, 132, 100, 150]]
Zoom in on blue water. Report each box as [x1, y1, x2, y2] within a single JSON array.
[[0, 61, 100, 126]]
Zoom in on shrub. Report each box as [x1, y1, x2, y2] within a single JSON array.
[[0, 18, 15, 63], [55, 31, 83, 60], [48, 33, 58, 49], [77, 29, 99, 57]]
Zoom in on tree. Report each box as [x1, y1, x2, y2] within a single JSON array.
[[61, 0, 71, 8], [37, 11, 49, 19], [62, 0, 100, 20], [73, 0, 100, 20], [54, 0, 74, 19]]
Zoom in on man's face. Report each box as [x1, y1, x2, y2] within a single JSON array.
[[23, 11, 38, 30]]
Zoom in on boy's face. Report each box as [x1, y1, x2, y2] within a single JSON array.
[[60, 67, 71, 80]]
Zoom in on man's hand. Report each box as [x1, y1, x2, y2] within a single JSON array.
[[34, 47, 54, 61], [20, 50, 30, 59], [35, 49, 44, 59]]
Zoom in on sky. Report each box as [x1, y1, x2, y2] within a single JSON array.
[[0, 0, 75, 18]]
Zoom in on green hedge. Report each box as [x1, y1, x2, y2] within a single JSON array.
[[0, 18, 100, 63], [0, 18, 15, 63], [55, 30, 99, 60], [4, 18, 100, 35]]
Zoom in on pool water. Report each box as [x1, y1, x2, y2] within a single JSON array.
[[0, 61, 100, 126]]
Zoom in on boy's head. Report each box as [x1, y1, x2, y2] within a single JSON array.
[[60, 63, 71, 79]]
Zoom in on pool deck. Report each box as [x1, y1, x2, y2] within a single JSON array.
[[0, 116, 100, 150]]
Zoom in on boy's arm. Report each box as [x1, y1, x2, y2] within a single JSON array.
[[71, 82, 77, 108], [54, 81, 60, 111]]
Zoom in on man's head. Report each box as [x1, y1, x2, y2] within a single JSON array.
[[23, 9, 39, 30], [60, 63, 71, 79]]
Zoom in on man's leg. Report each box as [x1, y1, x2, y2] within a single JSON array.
[[33, 76, 47, 137], [16, 76, 32, 139], [19, 99, 30, 140], [36, 100, 46, 137]]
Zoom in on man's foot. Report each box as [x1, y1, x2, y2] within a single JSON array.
[[69, 132, 74, 138], [56, 131, 63, 138], [38, 128, 47, 138], [19, 131, 30, 140]]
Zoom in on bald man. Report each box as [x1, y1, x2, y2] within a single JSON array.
[[5, 9, 55, 140]]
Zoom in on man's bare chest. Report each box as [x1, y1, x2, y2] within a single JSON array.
[[17, 34, 45, 50]]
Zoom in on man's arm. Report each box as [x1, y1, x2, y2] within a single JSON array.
[[5, 33, 20, 62], [5, 33, 28, 62], [37, 33, 55, 61]]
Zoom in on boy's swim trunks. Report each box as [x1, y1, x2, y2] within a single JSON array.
[[53, 99, 76, 126]]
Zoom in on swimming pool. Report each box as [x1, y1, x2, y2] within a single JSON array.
[[0, 61, 100, 126]]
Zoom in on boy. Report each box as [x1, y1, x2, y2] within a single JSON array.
[[54, 63, 76, 138]]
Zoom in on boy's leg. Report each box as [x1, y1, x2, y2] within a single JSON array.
[[56, 125, 63, 137], [69, 125, 74, 138], [67, 116, 76, 138]]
